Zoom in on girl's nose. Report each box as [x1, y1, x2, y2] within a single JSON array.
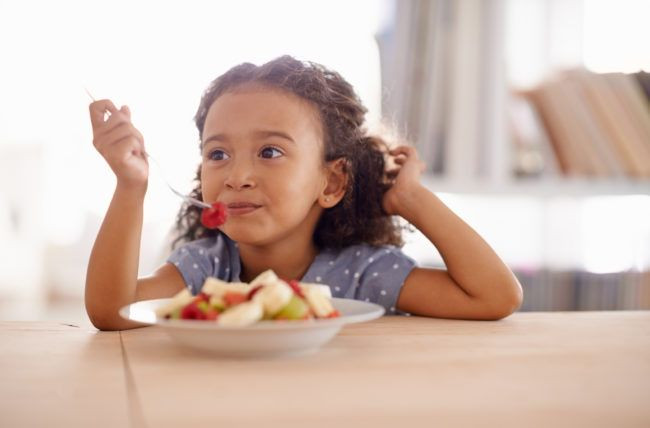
[[224, 159, 256, 190]]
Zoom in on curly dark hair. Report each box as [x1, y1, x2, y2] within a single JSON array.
[[174, 55, 404, 250]]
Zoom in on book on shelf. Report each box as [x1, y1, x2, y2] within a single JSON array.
[[561, 73, 626, 177], [525, 76, 599, 176], [574, 69, 650, 177], [508, 93, 560, 177], [515, 268, 650, 311], [517, 69, 650, 179], [607, 72, 650, 154]]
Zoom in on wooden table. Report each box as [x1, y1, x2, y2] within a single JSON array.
[[2, 311, 649, 428]]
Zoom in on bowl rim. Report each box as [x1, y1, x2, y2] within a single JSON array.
[[119, 297, 385, 331]]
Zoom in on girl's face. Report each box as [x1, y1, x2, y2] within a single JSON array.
[[200, 86, 328, 246]]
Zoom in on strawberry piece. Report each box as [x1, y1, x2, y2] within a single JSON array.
[[204, 309, 219, 321], [223, 291, 248, 307], [191, 293, 210, 304], [246, 285, 263, 301], [180, 302, 206, 320], [200, 202, 228, 229], [287, 279, 305, 298], [325, 310, 341, 319]]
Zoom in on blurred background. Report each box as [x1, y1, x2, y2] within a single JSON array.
[[1, 0, 649, 324]]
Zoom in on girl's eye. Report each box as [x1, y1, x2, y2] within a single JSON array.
[[259, 146, 283, 159], [208, 149, 230, 161]]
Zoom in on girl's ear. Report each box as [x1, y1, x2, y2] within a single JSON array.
[[319, 158, 348, 208]]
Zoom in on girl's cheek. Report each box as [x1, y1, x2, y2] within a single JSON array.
[[198, 174, 215, 198], [202, 183, 218, 200]]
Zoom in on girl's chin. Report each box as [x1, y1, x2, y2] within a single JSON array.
[[221, 227, 271, 246]]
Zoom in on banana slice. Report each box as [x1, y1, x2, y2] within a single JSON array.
[[155, 289, 194, 318], [218, 300, 264, 327], [247, 269, 293, 316], [304, 288, 336, 318], [299, 282, 332, 298], [253, 281, 293, 317], [201, 277, 252, 298], [249, 269, 280, 288]]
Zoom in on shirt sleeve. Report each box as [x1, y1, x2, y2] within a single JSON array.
[[167, 238, 219, 295], [353, 246, 417, 315]]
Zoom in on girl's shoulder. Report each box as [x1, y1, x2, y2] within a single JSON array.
[[167, 233, 241, 294], [319, 243, 415, 268], [309, 243, 417, 284], [170, 233, 237, 258], [307, 244, 417, 315]]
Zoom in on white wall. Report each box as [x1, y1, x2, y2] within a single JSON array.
[[0, 0, 386, 301]]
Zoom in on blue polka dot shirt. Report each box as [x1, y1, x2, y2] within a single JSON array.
[[167, 233, 417, 315]]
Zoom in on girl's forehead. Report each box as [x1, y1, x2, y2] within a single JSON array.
[[203, 85, 324, 143]]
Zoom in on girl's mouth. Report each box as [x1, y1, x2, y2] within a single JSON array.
[[226, 202, 262, 216]]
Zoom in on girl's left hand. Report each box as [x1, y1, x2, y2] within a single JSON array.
[[382, 145, 427, 216]]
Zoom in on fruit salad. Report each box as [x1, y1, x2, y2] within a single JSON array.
[[155, 270, 341, 326]]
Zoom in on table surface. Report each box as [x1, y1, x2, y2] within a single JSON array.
[[2, 311, 649, 428]]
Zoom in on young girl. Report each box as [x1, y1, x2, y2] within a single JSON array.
[[85, 56, 522, 331]]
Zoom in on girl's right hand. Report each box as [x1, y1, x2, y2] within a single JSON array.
[[89, 99, 148, 191]]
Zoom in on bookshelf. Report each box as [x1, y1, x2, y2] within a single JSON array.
[[510, 69, 650, 181], [434, 68, 650, 199], [420, 65, 650, 312], [389, 3, 650, 198], [378, 0, 650, 311]]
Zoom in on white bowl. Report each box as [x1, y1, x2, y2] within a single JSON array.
[[119, 298, 384, 358]]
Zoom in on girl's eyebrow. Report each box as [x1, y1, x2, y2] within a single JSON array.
[[252, 130, 295, 144], [202, 133, 228, 148], [202, 129, 295, 148]]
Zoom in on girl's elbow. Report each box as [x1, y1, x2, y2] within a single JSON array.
[[510, 279, 524, 312], [488, 300, 520, 320], [89, 316, 136, 331], [492, 287, 524, 320], [86, 306, 146, 331], [87, 312, 120, 331], [481, 283, 523, 320], [85, 304, 126, 331]]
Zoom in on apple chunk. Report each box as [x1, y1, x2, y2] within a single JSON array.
[[274, 296, 311, 320]]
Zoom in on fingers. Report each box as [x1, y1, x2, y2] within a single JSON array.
[[89, 101, 133, 133], [106, 117, 143, 146], [393, 156, 407, 166], [112, 136, 146, 160], [385, 144, 427, 180], [91, 102, 145, 162], [99, 132, 147, 175], [94, 121, 145, 155], [89, 99, 118, 128], [388, 145, 417, 157], [89, 101, 147, 184], [91, 103, 142, 143], [121, 105, 131, 119], [386, 167, 400, 179], [94, 120, 140, 147], [389, 145, 415, 164]]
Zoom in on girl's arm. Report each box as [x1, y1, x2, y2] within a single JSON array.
[[85, 100, 184, 331], [383, 146, 523, 320]]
